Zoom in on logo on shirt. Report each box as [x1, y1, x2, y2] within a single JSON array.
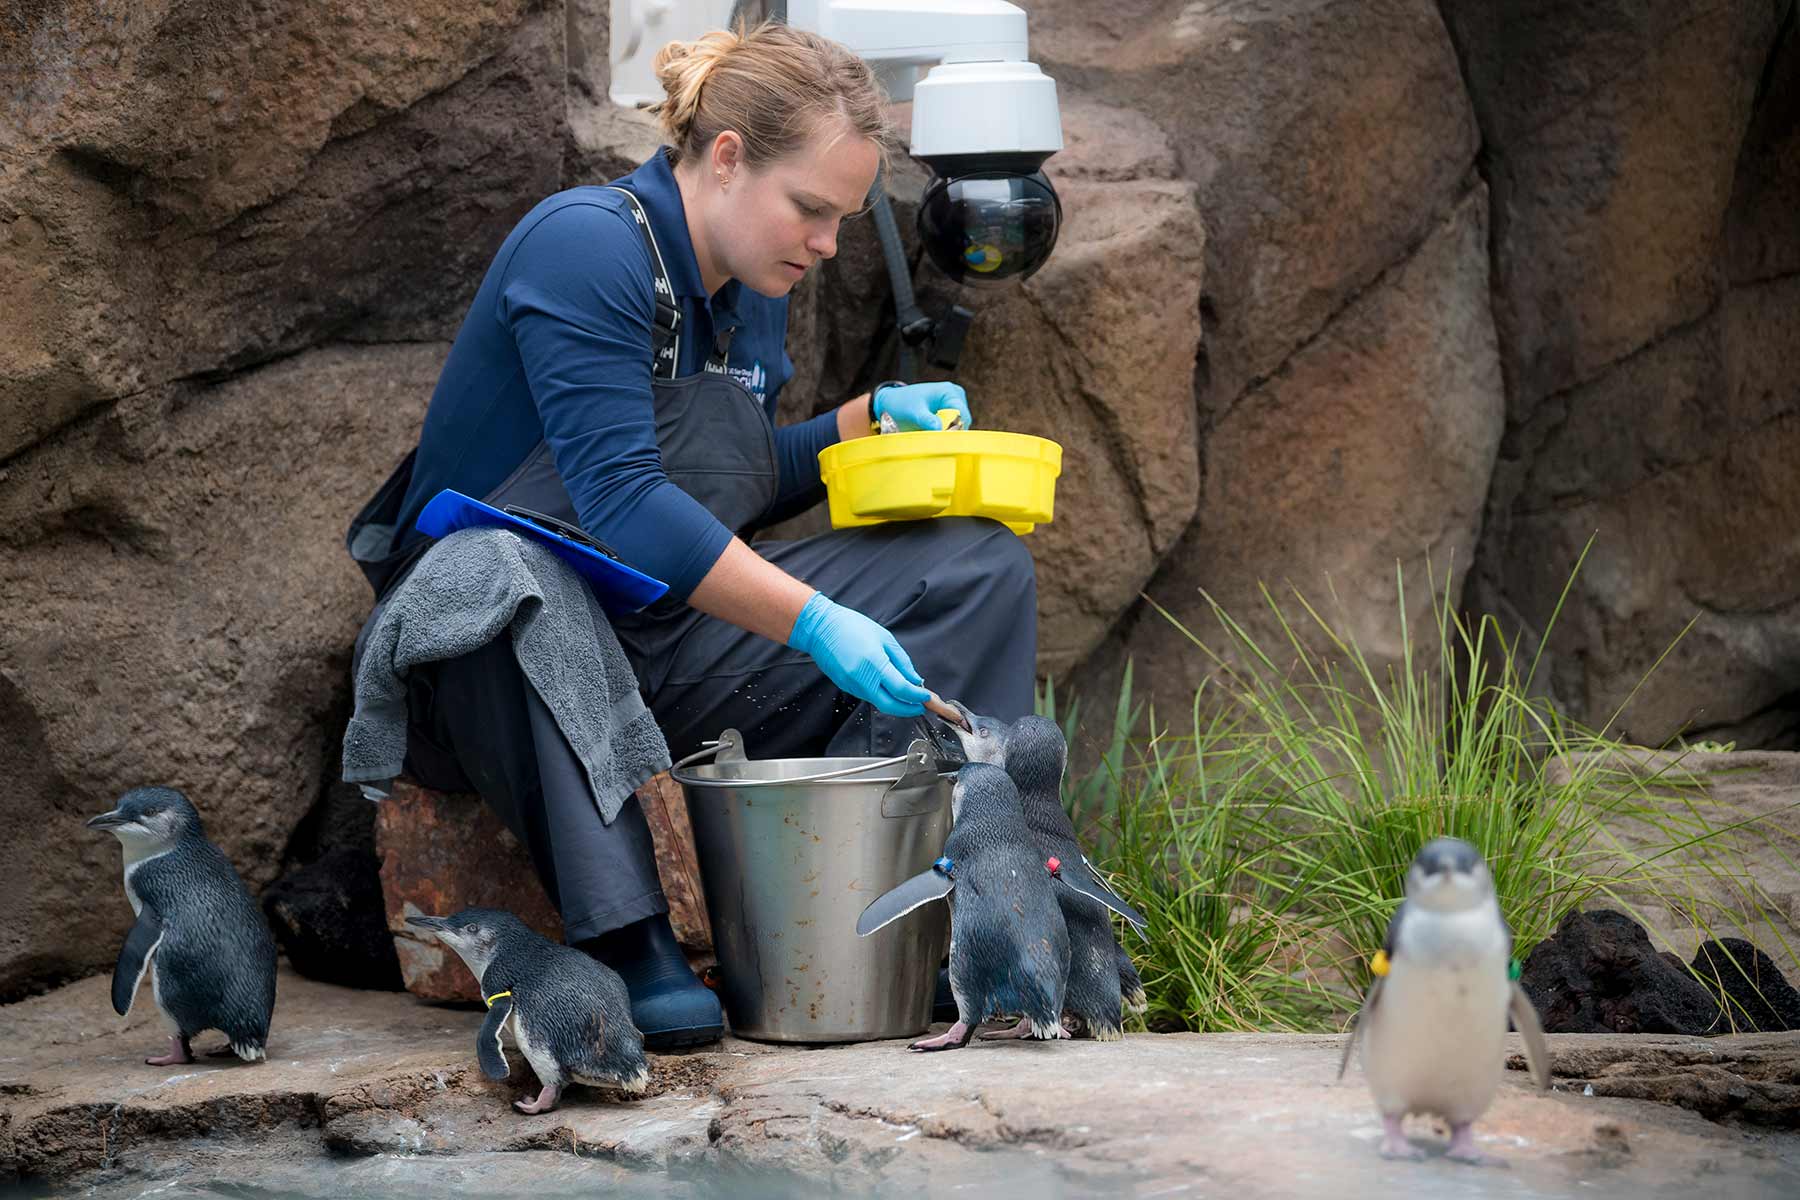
[[708, 357, 768, 403]]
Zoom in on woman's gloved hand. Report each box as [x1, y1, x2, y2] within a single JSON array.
[[787, 592, 932, 717], [871, 380, 973, 432]]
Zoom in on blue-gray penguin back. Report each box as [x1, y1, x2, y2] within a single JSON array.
[[128, 809, 277, 1055], [944, 764, 1070, 1032], [480, 916, 648, 1090]]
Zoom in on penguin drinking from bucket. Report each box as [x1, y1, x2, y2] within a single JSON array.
[[87, 786, 278, 1066], [1338, 837, 1552, 1163], [857, 762, 1073, 1050], [406, 908, 648, 1113], [939, 702, 1150, 1038]]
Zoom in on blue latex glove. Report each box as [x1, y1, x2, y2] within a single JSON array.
[[872, 381, 973, 432], [787, 592, 932, 717]]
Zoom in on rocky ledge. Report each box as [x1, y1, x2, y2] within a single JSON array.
[[3, 969, 1798, 1198]]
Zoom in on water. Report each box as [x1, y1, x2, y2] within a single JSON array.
[[9, 1144, 1095, 1200]]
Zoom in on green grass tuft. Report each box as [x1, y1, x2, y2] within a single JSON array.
[[1043, 544, 1792, 1032]]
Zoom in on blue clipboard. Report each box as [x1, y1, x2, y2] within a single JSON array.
[[415, 489, 669, 615]]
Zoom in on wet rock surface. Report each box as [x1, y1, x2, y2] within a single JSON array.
[[4, 968, 1799, 1197]]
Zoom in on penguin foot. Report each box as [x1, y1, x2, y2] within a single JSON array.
[[514, 1083, 562, 1114], [145, 1035, 192, 1067], [1445, 1123, 1505, 1167], [1378, 1116, 1424, 1161], [976, 1018, 1035, 1041], [909, 1021, 973, 1051]]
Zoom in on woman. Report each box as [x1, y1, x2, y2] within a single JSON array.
[[347, 22, 1037, 1047]]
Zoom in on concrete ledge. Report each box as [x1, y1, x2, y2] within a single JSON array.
[[5, 968, 1798, 1196]]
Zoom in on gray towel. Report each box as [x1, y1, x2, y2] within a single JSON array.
[[342, 526, 670, 822]]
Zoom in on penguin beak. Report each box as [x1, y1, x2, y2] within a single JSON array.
[[86, 810, 128, 830], [405, 915, 451, 934], [941, 699, 974, 733]]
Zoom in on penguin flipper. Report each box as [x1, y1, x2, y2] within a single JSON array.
[[1337, 977, 1382, 1081], [477, 996, 514, 1081], [1050, 860, 1149, 934], [112, 906, 164, 1018], [1508, 981, 1552, 1090], [856, 869, 955, 937]]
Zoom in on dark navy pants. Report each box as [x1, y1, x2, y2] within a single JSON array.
[[401, 516, 1038, 942]]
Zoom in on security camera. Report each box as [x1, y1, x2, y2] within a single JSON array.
[[785, 0, 1065, 286]]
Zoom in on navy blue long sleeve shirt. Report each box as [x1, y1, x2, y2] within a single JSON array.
[[390, 149, 841, 601]]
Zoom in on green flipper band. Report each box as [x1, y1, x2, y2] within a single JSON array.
[[1507, 959, 1521, 982]]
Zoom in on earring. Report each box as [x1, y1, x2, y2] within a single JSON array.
[[717, 170, 730, 191]]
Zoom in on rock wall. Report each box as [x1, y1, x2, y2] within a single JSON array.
[[2, 0, 1794, 995], [1443, 0, 1800, 749]]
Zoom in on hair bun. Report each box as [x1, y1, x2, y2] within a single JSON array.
[[651, 29, 739, 147]]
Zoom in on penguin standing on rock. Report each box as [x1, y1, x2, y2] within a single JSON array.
[[1338, 837, 1552, 1164], [87, 786, 277, 1066], [942, 703, 1150, 1038], [406, 908, 648, 1113], [858, 762, 1070, 1051]]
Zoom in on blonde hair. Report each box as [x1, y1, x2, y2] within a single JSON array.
[[650, 21, 891, 170]]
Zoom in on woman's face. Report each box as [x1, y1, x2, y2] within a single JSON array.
[[711, 124, 881, 298]]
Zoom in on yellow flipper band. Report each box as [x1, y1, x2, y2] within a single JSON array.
[[1370, 950, 1391, 977], [484, 990, 513, 1008]]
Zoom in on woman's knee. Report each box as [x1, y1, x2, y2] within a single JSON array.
[[953, 517, 1036, 598]]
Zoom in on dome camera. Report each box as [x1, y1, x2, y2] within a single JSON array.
[[910, 59, 1063, 287], [916, 164, 1061, 288]]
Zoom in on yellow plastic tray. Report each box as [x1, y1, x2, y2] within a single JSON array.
[[818, 428, 1062, 535]]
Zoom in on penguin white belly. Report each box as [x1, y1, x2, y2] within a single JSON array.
[[149, 958, 181, 1034], [1363, 957, 1509, 1124], [508, 1008, 565, 1088]]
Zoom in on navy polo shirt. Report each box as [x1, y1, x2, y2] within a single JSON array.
[[390, 149, 842, 601]]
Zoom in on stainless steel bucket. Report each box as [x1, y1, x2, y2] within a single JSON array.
[[671, 728, 953, 1043]]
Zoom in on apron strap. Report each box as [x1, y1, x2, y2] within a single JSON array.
[[605, 186, 682, 381]]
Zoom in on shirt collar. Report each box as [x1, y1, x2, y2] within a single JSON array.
[[619, 148, 709, 301]]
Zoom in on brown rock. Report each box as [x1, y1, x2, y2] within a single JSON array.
[[374, 773, 715, 1002], [1450, 1, 1800, 749], [1438, 0, 1780, 402], [374, 779, 564, 1002], [1021, 0, 1490, 710], [0, 341, 442, 1001], [0, 1, 565, 461], [1104, 184, 1504, 714], [1030, 0, 1480, 414]]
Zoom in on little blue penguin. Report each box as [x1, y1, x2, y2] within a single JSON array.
[[87, 786, 277, 1065], [858, 761, 1070, 1051], [944, 703, 1150, 1039], [407, 908, 648, 1113], [1338, 837, 1552, 1163]]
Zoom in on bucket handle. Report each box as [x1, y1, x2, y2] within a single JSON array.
[[672, 730, 952, 817]]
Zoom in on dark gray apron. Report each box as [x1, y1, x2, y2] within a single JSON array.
[[346, 186, 779, 668]]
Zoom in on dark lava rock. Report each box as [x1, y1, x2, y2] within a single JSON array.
[[262, 847, 403, 991], [1521, 909, 1722, 1034], [1690, 939, 1800, 1033]]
